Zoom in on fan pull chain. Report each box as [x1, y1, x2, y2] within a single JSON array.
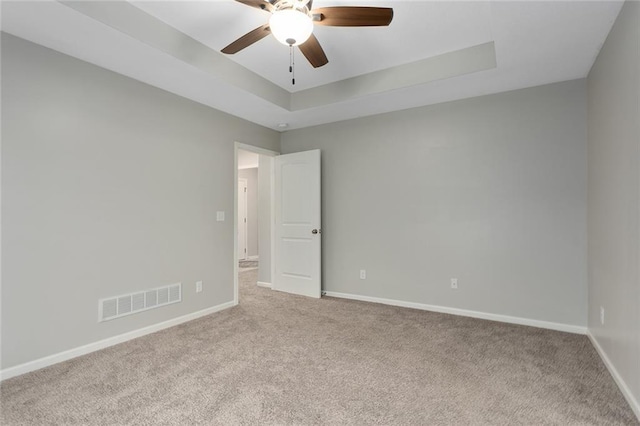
[[289, 45, 296, 85]]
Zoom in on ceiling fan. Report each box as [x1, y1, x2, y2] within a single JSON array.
[[221, 0, 394, 68]]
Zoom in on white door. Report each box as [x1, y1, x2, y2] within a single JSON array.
[[274, 150, 321, 298], [238, 178, 248, 260]]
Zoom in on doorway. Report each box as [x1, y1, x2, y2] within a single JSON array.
[[234, 143, 278, 304]]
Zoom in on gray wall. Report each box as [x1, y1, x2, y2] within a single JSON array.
[[282, 79, 588, 327], [258, 155, 273, 284], [238, 167, 258, 258], [1, 34, 279, 369], [587, 0, 640, 411]]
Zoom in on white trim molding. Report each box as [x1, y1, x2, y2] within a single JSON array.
[[323, 291, 587, 335], [257, 281, 272, 289], [587, 331, 640, 421], [0, 300, 236, 382], [247, 256, 259, 261]]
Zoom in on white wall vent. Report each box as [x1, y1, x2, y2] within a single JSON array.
[[98, 283, 181, 322]]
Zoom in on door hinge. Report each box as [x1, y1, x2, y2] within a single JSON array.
[[244, 187, 247, 193], [244, 218, 247, 223]]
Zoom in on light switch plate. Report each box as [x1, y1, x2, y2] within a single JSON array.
[[216, 211, 225, 221]]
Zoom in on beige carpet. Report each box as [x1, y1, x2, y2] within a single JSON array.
[[1, 269, 637, 425]]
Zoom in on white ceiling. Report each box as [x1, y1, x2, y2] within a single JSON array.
[[1, 1, 623, 131]]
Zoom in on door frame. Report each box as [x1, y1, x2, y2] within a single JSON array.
[[234, 142, 279, 305]]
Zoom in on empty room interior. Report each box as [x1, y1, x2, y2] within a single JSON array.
[[1, 0, 639, 424]]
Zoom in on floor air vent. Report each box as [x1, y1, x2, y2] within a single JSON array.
[[99, 283, 181, 322]]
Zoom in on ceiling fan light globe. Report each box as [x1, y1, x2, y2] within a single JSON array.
[[269, 9, 313, 46]]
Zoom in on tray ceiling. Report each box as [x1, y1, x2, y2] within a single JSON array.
[[1, 1, 624, 131]]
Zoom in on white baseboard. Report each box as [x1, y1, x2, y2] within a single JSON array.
[[0, 300, 237, 382], [257, 281, 272, 289], [323, 291, 587, 335], [247, 256, 259, 261], [587, 331, 640, 421]]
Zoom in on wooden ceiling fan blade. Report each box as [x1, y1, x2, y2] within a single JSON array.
[[234, 0, 273, 13], [311, 7, 393, 27], [298, 34, 328, 68], [221, 24, 271, 54]]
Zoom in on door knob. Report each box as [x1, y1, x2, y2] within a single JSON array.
[[312, 229, 321, 234]]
